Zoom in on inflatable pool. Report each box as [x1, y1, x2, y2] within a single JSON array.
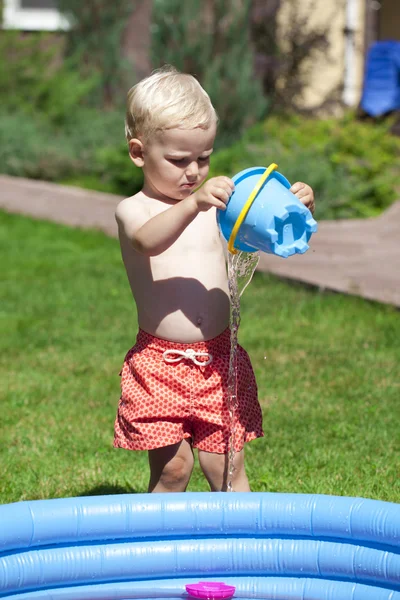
[[1, 492, 399, 599]]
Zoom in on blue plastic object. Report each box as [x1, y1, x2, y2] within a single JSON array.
[[360, 40, 400, 117], [217, 166, 317, 258], [0, 492, 399, 600]]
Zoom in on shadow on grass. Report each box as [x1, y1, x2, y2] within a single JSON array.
[[79, 484, 140, 497]]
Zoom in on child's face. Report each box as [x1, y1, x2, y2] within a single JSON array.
[[140, 125, 216, 201]]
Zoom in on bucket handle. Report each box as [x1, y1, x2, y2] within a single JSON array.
[[227, 163, 278, 254]]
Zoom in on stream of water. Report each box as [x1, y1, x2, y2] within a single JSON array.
[[226, 250, 260, 491]]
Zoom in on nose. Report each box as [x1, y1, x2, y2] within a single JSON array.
[[186, 161, 199, 178]]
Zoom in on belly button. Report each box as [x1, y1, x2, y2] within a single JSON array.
[[197, 316, 203, 326]]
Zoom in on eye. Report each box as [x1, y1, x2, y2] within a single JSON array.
[[198, 156, 210, 163], [168, 157, 186, 165]]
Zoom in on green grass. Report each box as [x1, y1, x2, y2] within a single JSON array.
[[1, 211, 399, 504]]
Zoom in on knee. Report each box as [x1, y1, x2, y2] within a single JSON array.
[[198, 449, 249, 492], [198, 451, 226, 491], [159, 452, 193, 490]]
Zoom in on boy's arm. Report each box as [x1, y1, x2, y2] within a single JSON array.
[[116, 176, 234, 256], [116, 196, 199, 256]]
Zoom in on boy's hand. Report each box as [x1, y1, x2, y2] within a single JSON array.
[[290, 182, 315, 214], [192, 176, 235, 212]]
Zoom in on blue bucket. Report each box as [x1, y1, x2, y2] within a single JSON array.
[[217, 166, 318, 258]]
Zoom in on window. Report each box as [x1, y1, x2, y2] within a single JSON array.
[[2, 0, 69, 31]]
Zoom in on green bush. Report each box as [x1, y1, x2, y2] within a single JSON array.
[[0, 109, 107, 181], [93, 143, 143, 196], [0, 107, 142, 196], [0, 31, 98, 123], [61, 109, 143, 195], [209, 113, 400, 219], [0, 113, 77, 180]]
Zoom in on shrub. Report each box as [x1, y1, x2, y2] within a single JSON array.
[[0, 108, 119, 181], [0, 113, 78, 180], [209, 113, 400, 219], [93, 143, 143, 196], [61, 109, 142, 195], [0, 106, 142, 196], [0, 31, 98, 123]]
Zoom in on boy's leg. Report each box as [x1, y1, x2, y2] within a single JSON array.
[[148, 439, 194, 492], [198, 448, 250, 492]]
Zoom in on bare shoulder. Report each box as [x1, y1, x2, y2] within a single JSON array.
[[115, 192, 147, 224], [115, 192, 150, 239]]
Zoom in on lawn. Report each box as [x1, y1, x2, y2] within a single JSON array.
[[1, 211, 399, 504]]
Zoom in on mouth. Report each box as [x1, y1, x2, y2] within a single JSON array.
[[181, 182, 197, 189]]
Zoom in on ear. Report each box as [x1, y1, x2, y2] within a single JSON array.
[[129, 138, 145, 167]]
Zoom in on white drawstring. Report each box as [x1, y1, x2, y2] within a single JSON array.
[[163, 348, 213, 367]]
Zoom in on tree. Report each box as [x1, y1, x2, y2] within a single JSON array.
[[151, 0, 267, 147], [56, 0, 135, 108]]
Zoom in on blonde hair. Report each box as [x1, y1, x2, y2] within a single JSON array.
[[125, 65, 218, 142]]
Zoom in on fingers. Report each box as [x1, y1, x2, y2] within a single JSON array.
[[214, 200, 229, 210], [304, 199, 315, 214], [211, 186, 231, 205], [290, 182, 308, 198], [216, 176, 235, 192], [291, 182, 315, 214], [206, 177, 234, 210], [193, 176, 235, 212], [299, 195, 315, 214], [209, 176, 235, 194], [290, 181, 305, 195]]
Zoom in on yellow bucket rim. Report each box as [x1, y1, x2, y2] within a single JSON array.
[[227, 163, 278, 255]]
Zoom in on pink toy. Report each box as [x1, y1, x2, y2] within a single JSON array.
[[185, 582, 236, 600]]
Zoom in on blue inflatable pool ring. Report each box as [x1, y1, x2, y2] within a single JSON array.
[[1, 492, 399, 599], [217, 164, 318, 258]]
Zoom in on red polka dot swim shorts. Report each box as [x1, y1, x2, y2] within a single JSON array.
[[114, 328, 264, 454]]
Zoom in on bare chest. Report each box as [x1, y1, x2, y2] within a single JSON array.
[[166, 208, 221, 255]]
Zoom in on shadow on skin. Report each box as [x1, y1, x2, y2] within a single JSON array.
[[134, 274, 231, 335]]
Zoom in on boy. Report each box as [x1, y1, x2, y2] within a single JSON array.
[[114, 66, 315, 493]]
